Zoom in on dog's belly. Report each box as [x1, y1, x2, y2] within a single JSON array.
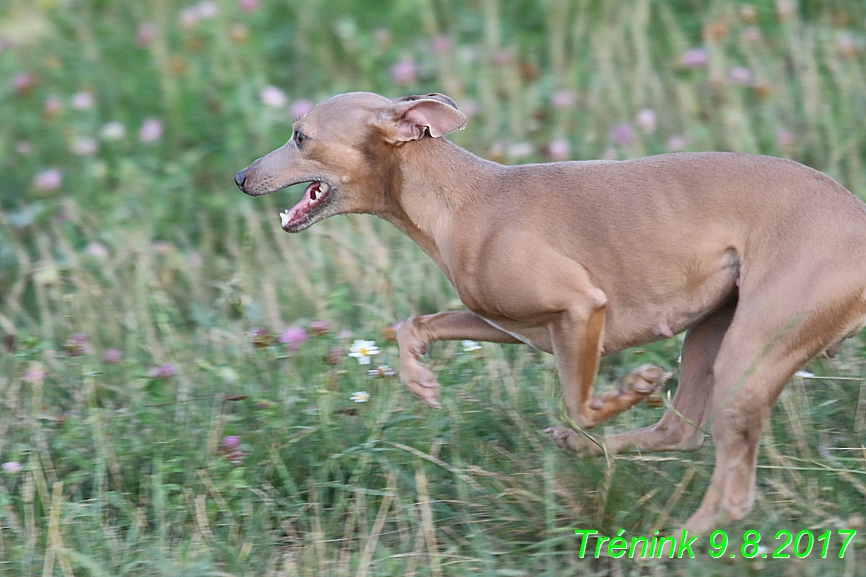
[[480, 318, 554, 353], [479, 301, 724, 357], [476, 272, 738, 356], [590, 243, 741, 352], [601, 279, 738, 353], [601, 305, 719, 354]]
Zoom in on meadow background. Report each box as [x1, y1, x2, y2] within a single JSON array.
[[1, 0, 866, 575]]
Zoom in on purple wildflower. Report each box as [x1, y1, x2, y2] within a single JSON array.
[[249, 327, 275, 348], [309, 320, 330, 335], [460, 99, 479, 118], [136, 23, 158, 48], [547, 139, 570, 161], [71, 91, 94, 111], [776, 127, 795, 152], [728, 66, 752, 86], [550, 89, 575, 110], [148, 364, 176, 379], [742, 26, 761, 44], [221, 435, 240, 450], [23, 366, 47, 382], [260, 85, 287, 108], [290, 99, 313, 119], [390, 57, 417, 86], [63, 333, 91, 357], [34, 169, 62, 192], [238, 0, 260, 13], [609, 122, 635, 146], [280, 326, 308, 350], [86, 242, 109, 259], [431, 35, 452, 55], [178, 6, 200, 29], [43, 95, 63, 118], [324, 346, 343, 365], [12, 72, 35, 96], [196, 1, 219, 19], [138, 118, 163, 143], [220, 436, 244, 464], [667, 135, 688, 152], [636, 109, 657, 133], [103, 349, 123, 364], [838, 32, 858, 59], [373, 28, 392, 48], [679, 48, 708, 69], [187, 252, 204, 268]]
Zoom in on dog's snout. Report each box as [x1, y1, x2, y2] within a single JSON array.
[[234, 170, 247, 191]]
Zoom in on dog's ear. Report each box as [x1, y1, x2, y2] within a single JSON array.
[[399, 93, 460, 110], [374, 96, 467, 143]]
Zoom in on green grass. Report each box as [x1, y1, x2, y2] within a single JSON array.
[[1, 0, 866, 574]]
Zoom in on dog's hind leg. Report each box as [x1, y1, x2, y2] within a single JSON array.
[[684, 281, 866, 532]]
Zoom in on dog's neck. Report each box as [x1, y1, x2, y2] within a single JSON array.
[[382, 137, 502, 273]]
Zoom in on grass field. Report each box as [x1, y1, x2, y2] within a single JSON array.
[[1, 0, 866, 575]]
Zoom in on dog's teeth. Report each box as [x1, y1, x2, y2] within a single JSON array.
[[280, 212, 290, 227], [320, 183, 330, 194], [307, 197, 315, 206]]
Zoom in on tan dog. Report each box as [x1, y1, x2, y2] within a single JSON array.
[[235, 92, 866, 531]]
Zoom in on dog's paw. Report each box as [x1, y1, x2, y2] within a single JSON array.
[[400, 357, 442, 409], [680, 510, 718, 537], [581, 364, 672, 426], [615, 364, 673, 395], [544, 426, 602, 456]]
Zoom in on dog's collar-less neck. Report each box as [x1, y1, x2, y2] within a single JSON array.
[[384, 137, 499, 274]]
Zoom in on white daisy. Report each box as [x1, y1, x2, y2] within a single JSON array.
[[350, 391, 371, 403], [348, 340, 380, 365], [368, 365, 396, 377], [462, 340, 482, 352]]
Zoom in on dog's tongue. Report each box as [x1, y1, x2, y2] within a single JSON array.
[[279, 181, 329, 230]]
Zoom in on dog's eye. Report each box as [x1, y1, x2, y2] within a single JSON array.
[[294, 130, 307, 147]]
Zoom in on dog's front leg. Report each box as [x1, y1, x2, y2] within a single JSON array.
[[550, 293, 671, 431], [396, 310, 522, 408]]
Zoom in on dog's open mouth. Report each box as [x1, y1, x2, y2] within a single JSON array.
[[279, 181, 330, 231]]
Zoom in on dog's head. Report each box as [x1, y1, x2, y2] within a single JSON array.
[[234, 92, 466, 232]]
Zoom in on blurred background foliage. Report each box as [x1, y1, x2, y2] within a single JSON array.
[[1, 0, 866, 575]]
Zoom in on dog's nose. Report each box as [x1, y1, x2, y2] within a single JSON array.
[[234, 170, 247, 191]]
